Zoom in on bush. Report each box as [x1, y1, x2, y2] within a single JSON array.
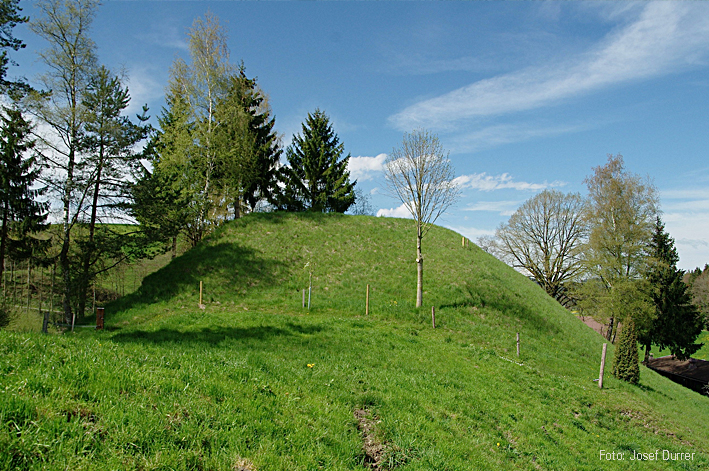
[[613, 318, 640, 384]]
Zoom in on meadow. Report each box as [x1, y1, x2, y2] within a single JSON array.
[[1, 212, 708, 470]]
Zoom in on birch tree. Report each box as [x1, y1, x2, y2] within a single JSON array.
[[384, 129, 459, 308], [581, 154, 658, 342], [165, 11, 235, 240], [27, 0, 99, 323]]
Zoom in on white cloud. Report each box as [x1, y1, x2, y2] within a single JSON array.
[[348, 153, 387, 181], [659, 186, 709, 270], [389, 2, 709, 131], [462, 200, 521, 216], [377, 202, 414, 219], [125, 66, 166, 115], [137, 19, 189, 51], [446, 225, 495, 240], [453, 172, 565, 192], [448, 122, 591, 154]]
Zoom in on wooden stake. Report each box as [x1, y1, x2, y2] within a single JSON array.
[[50, 264, 54, 315], [199, 281, 203, 305], [366, 284, 370, 316], [26, 260, 31, 312], [431, 306, 436, 328], [96, 307, 104, 330], [42, 310, 49, 334], [599, 343, 607, 389], [516, 332, 520, 357], [302, 288, 305, 308]]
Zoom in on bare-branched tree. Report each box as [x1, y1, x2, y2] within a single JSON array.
[[487, 190, 587, 307], [384, 129, 459, 307]]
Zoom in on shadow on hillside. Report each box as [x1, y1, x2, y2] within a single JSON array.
[[110, 322, 326, 346], [441, 283, 562, 335], [109, 242, 285, 313]]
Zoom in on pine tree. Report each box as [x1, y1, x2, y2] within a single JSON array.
[[278, 109, 355, 213], [74, 65, 150, 317], [641, 217, 704, 361], [612, 318, 640, 384]]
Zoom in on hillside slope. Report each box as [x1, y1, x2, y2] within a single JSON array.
[[1, 212, 708, 470]]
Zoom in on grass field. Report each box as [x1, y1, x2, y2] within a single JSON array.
[[2, 212, 708, 470]]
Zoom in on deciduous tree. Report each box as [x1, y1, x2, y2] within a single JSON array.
[[487, 190, 586, 306], [384, 129, 459, 307], [580, 154, 658, 344], [27, 0, 100, 323]]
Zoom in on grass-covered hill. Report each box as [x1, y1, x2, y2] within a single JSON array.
[[2, 212, 708, 470]]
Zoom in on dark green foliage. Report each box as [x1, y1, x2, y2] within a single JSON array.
[[613, 318, 640, 384], [684, 265, 709, 329], [0, 107, 48, 281], [642, 217, 704, 360], [0, 0, 30, 98], [277, 109, 355, 213], [215, 73, 282, 213], [134, 87, 203, 248]]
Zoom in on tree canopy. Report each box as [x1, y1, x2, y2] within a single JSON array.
[[384, 129, 459, 307], [277, 109, 355, 213]]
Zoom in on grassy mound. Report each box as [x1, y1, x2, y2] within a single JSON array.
[[1, 212, 708, 470]]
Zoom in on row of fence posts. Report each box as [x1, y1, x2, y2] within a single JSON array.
[[194, 246, 611, 390]]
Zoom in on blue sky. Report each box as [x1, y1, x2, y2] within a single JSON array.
[[10, 1, 709, 270]]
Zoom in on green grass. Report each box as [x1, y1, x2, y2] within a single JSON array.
[[2, 212, 708, 470]]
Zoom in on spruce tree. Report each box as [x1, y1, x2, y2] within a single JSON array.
[[214, 72, 281, 216], [642, 217, 704, 361], [612, 318, 640, 384], [278, 109, 355, 213], [0, 107, 48, 282]]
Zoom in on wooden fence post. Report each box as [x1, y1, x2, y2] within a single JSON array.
[[432, 306, 436, 328], [26, 260, 31, 311], [462, 236, 465, 247], [199, 281, 203, 305], [516, 332, 520, 357], [42, 310, 49, 334], [366, 284, 370, 316], [96, 307, 104, 330], [599, 343, 608, 389]]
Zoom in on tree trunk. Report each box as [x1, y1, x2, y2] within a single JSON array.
[[643, 343, 651, 364], [171, 236, 177, 259], [416, 225, 423, 308], [606, 316, 614, 341], [78, 159, 103, 318], [234, 196, 241, 219], [0, 201, 9, 283]]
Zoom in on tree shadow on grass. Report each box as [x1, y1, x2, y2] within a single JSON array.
[[110, 322, 326, 346], [108, 242, 286, 314], [441, 283, 562, 335]]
